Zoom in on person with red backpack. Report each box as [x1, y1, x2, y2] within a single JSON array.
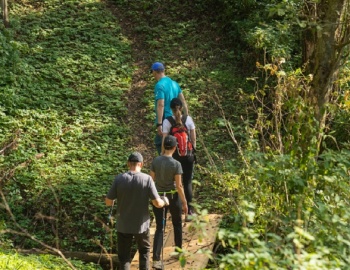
[[162, 98, 196, 221], [151, 62, 189, 155]]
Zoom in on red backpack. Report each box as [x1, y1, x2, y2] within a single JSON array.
[[166, 115, 193, 157]]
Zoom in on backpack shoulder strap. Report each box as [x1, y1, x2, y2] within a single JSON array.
[[181, 115, 189, 130], [166, 116, 176, 127], [181, 115, 187, 124]]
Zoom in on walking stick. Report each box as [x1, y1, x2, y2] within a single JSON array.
[[161, 192, 166, 270], [107, 200, 115, 227], [98, 200, 115, 268]]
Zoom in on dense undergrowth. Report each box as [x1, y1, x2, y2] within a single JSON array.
[[1, 0, 350, 269]]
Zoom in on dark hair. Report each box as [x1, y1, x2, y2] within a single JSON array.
[[170, 98, 182, 109], [170, 99, 184, 128]]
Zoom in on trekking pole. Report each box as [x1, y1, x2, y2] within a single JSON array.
[[161, 192, 166, 270], [107, 200, 115, 254], [107, 200, 115, 227], [98, 200, 115, 267]]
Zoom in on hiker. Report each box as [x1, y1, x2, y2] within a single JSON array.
[[162, 97, 196, 222], [151, 62, 189, 155], [150, 135, 188, 269], [105, 152, 169, 270]]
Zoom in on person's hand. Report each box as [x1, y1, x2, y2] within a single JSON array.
[[182, 203, 188, 215], [157, 126, 162, 136], [160, 196, 169, 206]]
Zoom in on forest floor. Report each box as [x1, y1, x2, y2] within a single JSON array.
[[104, 0, 157, 166]]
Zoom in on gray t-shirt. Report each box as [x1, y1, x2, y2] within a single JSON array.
[[106, 171, 159, 234], [150, 155, 183, 192]]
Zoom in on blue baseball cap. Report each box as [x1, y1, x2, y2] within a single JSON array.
[[151, 62, 165, 72]]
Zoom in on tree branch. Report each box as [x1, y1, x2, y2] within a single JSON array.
[[0, 188, 77, 270]]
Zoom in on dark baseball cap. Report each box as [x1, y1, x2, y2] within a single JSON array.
[[163, 135, 177, 149], [151, 62, 165, 72], [128, 152, 143, 162], [170, 98, 182, 109]]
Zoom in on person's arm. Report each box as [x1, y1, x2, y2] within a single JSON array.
[[174, 174, 188, 214], [178, 92, 188, 116], [161, 119, 171, 154], [156, 99, 164, 136], [190, 128, 196, 149], [105, 179, 117, 206], [161, 133, 168, 155], [105, 197, 114, 206], [150, 170, 155, 180], [149, 172, 168, 208]]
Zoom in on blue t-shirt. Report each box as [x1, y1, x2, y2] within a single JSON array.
[[154, 76, 182, 124]]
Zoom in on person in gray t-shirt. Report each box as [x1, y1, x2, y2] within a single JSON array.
[[150, 135, 188, 269], [105, 152, 168, 270]]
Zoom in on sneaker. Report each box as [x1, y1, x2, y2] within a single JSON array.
[[170, 252, 180, 259], [152, 260, 163, 269]]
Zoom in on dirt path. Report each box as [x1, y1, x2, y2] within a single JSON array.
[[105, 0, 156, 166]]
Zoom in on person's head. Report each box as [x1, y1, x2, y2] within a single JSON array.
[[170, 98, 182, 111], [170, 98, 183, 126], [151, 62, 165, 80], [163, 135, 177, 152], [127, 152, 143, 170]]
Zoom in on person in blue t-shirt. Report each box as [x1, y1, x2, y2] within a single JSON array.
[[151, 62, 188, 154]]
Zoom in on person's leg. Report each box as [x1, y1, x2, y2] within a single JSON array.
[[180, 159, 194, 214], [154, 133, 162, 155], [117, 232, 133, 270], [152, 204, 167, 261], [135, 229, 150, 270], [168, 193, 182, 249]]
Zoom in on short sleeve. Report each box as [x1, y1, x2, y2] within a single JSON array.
[[186, 116, 195, 130], [176, 160, 183, 175], [106, 176, 119, 200], [149, 179, 160, 200], [150, 159, 155, 173], [173, 81, 182, 94], [162, 118, 172, 134], [155, 84, 165, 101]]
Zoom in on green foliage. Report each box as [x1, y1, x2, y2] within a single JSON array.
[[196, 54, 350, 268], [211, 148, 350, 269], [325, 60, 350, 148], [0, 0, 132, 254], [1, 0, 350, 269], [0, 250, 102, 270]]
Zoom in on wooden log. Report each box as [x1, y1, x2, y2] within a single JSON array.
[[16, 248, 118, 268]]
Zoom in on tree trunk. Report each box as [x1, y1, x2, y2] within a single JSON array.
[[1, 0, 10, 28], [302, 0, 350, 124]]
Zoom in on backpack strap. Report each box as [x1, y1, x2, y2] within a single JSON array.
[[181, 115, 193, 144], [181, 115, 188, 127], [166, 115, 189, 135], [166, 116, 176, 127]]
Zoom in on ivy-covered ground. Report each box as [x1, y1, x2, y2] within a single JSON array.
[[2, 0, 350, 269], [1, 0, 242, 268]]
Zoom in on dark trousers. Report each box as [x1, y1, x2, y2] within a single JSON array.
[[117, 229, 150, 270], [178, 158, 194, 214], [152, 193, 182, 261], [154, 133, 162, 155]]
